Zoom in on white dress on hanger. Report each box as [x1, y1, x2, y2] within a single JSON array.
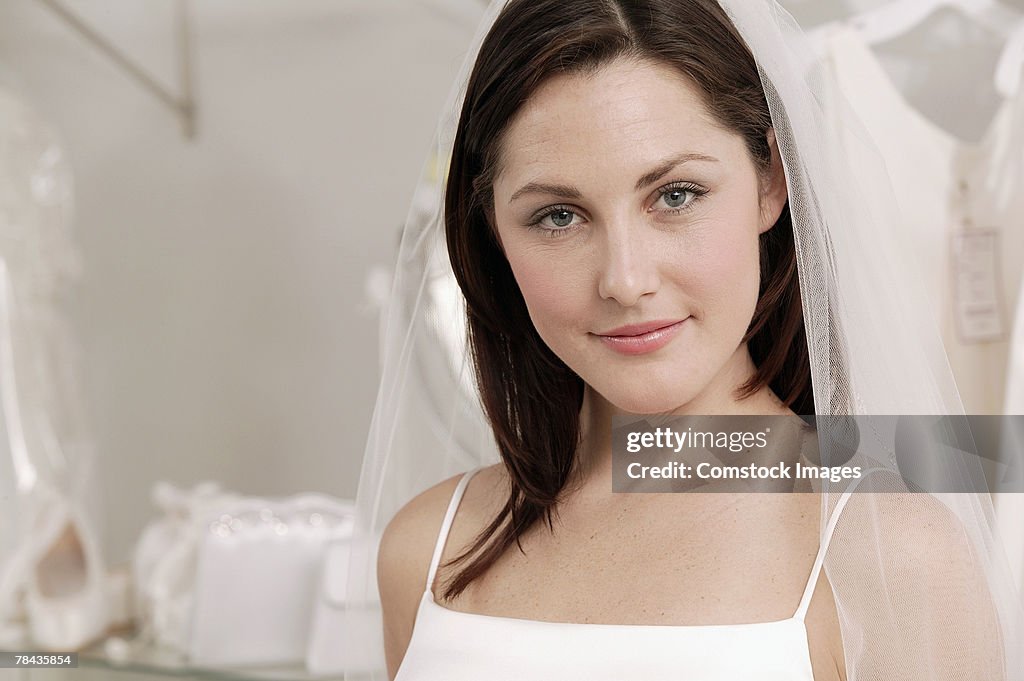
[[817, 19, 1024, 609], [819, 22, 1024, 417]]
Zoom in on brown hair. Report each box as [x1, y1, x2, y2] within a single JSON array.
[[440, 0, 811, 601]]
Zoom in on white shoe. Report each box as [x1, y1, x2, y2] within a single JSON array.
[[21, 480, 111, 651], [0, 95, 113, 653]]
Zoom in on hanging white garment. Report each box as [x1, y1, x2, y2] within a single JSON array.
[[818, 22, 1024, 416], [816, 19, 1024, 611]]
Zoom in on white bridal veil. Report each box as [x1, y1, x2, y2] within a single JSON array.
[[343, 1, 1024, 678]]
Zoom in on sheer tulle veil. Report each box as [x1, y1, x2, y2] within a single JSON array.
[[342, 1, 1024, 678]]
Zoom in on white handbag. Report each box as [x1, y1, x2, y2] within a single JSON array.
[[186, 492, 355, 667], [132, 481, 238, 656], [129, 481, 355, 668]]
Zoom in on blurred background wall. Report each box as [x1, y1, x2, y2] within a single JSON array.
[[0, 0, 484, 565]]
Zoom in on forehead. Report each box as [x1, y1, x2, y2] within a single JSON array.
[[494, 57, 736, 188]]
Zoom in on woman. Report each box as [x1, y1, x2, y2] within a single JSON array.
[[357, 1, 1024, 679]]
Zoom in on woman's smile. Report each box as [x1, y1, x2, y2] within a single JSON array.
[[592, 318, 690, 356]]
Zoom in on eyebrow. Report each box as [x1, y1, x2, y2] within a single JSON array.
[[508, 152, 720, 204]]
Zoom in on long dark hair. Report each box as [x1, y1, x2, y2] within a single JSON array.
[[440, 0, 811, 602]]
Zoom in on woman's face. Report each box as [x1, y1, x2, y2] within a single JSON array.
[[490, 57, 787, 415]]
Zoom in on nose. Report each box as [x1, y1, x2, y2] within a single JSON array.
[[596, 222, 660, 306]]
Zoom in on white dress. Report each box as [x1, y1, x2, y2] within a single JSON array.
[[817, 21, 1024, 607], [818, 23, 1024, 416], [393, 466, 876, 681]]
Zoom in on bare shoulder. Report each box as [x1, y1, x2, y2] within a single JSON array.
[[378, 474, 458, 602], [852, 484, 991, 585], [377, 463, 507, 594], [376, 463, 506, 679], [832, 472, 974, 559], [827, 476, 1004, 673]]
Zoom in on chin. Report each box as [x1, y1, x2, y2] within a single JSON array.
[[597, 381, 705, 416]]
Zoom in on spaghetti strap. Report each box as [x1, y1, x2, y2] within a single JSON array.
[[792, 467, 888, 621], [425, 466, 485, 596]]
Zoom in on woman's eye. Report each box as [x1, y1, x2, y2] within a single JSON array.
[[658, 187, 696, 210], [539, 208, 582, 229]]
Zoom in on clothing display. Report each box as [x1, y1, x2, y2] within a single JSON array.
[[815, 10, 1024, 615], [345, 1, 1024, 680], [394, 465, 883, 681], [817, 22, 1024, 415]]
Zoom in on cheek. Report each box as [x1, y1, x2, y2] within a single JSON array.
[[704, 227, 760, 287], [686, 201, 764, 321], [504, 245, 589, 335]]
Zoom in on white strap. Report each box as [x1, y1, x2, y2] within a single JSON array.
[[793, 468, 888, 620], [425, 467, 482, 595]]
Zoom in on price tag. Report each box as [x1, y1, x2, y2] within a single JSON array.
[[951, 229, 1006, 343]]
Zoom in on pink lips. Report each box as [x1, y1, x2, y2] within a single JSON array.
[[594, 319, 688, 356]]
